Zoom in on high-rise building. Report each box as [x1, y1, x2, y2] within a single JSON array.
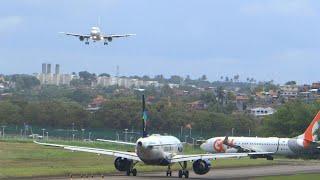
[[55, 64, 60, 74], [42, 63, 47, 74], [47, 64, 51, 74]]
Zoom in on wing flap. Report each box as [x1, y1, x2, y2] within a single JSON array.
[[170, 153, 247, 163], [248, 152, 274, 155], [34, 141, 141, 161], [103, 34, 136, 39], [59, 32, 90, 38]]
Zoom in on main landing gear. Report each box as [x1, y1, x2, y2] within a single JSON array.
[[85, 41, 89, 45], [104, 41, 108, 45], [178, 161, 189, 178], [126, 161, 138, 176]]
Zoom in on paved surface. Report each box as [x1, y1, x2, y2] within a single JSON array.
[[39, 163, 320, 180]]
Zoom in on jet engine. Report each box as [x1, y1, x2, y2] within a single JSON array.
[[192, 159, 211, 175], [79, 36, 85, 41], [114, 157, 133, 171], [107, 37, 112, 42]]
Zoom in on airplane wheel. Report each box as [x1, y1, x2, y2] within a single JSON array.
[[178, 170, 183, 178], [132, 169, 137, 176], [185, 170, 189, 178]]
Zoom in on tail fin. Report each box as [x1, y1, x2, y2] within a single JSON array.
[[142, 94, 148, 137], [298, 111, 320, 142]]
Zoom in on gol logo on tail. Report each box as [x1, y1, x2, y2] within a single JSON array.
[[213, 138, 235, 152], [213, 139, 225, 152]]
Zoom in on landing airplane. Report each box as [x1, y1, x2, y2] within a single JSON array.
[[60, 26, 135, 45], [35, 95, 247, 178], [200, 111, 320, 160]]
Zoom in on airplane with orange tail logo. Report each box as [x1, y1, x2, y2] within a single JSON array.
[[200, 111, 320, 160]]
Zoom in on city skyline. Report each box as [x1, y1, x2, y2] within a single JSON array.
[[1, 0, 320, 84]]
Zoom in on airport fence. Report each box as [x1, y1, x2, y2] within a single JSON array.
[[0, 124, 255, 145]]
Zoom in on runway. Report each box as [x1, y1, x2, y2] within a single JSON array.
[[43, 162, 320, 180]]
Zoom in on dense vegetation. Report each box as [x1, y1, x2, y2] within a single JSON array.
[[1, 74, 319, 138]]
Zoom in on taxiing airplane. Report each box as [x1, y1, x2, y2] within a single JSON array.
[[200, 111, 320, 160], [60, 26, 135, 45], [35, 95, 247, 178]]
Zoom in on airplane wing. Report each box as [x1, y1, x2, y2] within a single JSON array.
[[103, 34, 136, 39], [96, 139, 136, 146], [247, 152, 274, 155], [34, 141, 141, 161], [59, 32, 91, 38], [170, 153, 247, 163]]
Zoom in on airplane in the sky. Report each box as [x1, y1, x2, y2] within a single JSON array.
[[35, 95, 247, 178], [60, 26, 135, 45], [200, 111, 320, 160]]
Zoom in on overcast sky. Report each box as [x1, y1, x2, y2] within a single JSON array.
[[1, 0, 320, 84]]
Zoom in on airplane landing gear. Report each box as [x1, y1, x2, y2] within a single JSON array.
[[126, 168, 137, 176], [126, 161, 138, 176], [178, 161, 189, 178], [104, 42, 108, 45], [166, 165, 172, 176], [85, 41, 89, 45]]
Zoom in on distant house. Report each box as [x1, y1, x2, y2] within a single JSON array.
[[86, 95, 107, 111], [250, 107, 275, 117], [311, 82, 320, 89], [280, 85, 298, 99], [187, 100, 208, 111], [235, 94, 249, 111]]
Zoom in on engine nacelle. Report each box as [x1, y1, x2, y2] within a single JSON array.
[[193, 159, 211, 175], [107, 37, 112, 42], [79, 36, 85, 41], [114, 157, 133, 171]]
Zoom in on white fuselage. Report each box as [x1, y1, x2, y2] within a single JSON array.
[[200, 136, 311, 156], [135, 134, 183, 165], [90, 27, 103, 41]]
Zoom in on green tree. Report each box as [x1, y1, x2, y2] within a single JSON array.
[[0, 101, 22, 125]]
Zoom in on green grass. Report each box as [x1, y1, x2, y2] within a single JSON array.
[[253, 173, 320, 180], [0, 139, 308, 179]]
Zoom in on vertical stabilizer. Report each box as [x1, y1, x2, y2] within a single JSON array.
[[298, 111, 320, 143], [142, 94, 148, 137]]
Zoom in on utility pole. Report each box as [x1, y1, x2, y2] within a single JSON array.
[[42, 128, 46, 139], [81, 129, 85, 140], [1, 126, 6, 138], [124, 129, 128, 142]]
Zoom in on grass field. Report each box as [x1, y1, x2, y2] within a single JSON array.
[[254, 173, 320, 180], [0, 139, 307, 179]]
